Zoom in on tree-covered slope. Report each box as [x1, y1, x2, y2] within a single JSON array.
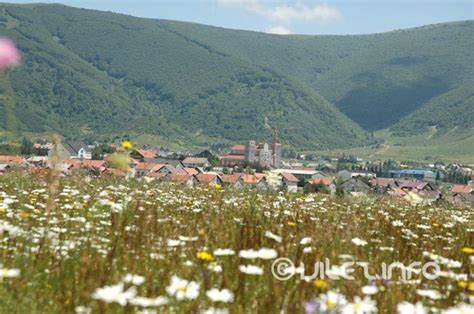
[[160, 20, 474, 132], [0, 3, 472, 150], [390, 80, 474, 136], [0, 3, 372, 149]]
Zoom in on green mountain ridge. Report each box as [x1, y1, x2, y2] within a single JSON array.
[[0, 3, 372, 149], [0, 3, 472, 151], [161, 19, 473, 132]]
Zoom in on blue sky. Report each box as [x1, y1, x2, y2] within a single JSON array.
[[7, 0, 474, 35]]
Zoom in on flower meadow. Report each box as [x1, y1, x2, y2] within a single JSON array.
[[0, 173, 472, 313]]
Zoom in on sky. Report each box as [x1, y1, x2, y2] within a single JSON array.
[[6, 0, 474, 35]]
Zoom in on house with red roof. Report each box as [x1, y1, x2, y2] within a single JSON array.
[[370, 178, 395, 188], [451, 184, 473, 194], [221, 174, 244, 189], [451, 184, 474, 206], [196, 173, 223, 186], [0, 156, 28, 175], [387, 187, 407, 197], [182, 157, 210, 168], [147, 172, 167, 180], [131, 149, 157, 160], [398, 181, 434, 192], [135, 162, 160, 177], [281, 172, 299, 193], [239, 173, 268, 190], [183, 167, 200, 176], [0, 155, 26, 165], [168, 173, 198, 187]]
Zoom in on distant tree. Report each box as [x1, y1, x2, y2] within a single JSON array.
[[20, 137, 33, 155], [0, 143, 20, 155], [306, 183, 330, 194], [207, 153, 220, 167], [335, 178, 345, 197], [92, 144, 116, 160], [92, 146, 102, 160], [463, 174, 470, 184]]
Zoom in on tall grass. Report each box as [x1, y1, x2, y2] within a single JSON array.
[[0, 173, 472, 313]]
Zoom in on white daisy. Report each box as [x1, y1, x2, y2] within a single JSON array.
[[206, 288, 234, 303], [257, 248, 278, 260], [442, 303, 474, 314], [92, 282, 137, 306], [238, 249, 259, 259], [213, 248, 235, 256], [351, 238, 368, 246], [264, 231, 282, 243], [416, 289, 442, 300], [316, 291, 348, 312], [123, 274, 145, 286], [202, 308, 229, 314], [239, 265, 264, 275], [300, 237, 312, 245], [129, 296, 169, 307], [361, 285, 378, 295], [0, 268, 20, 278], [397, 301, 428, 314], [166, 275, 200, 300]]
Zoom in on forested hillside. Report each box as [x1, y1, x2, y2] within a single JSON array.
[[0, 3, 472, 149], [0, 3, 372, 149], [161, 19, 474, 132], [390, 80, 474, 136]]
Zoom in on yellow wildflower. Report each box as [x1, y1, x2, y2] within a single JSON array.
[[287, 221, 297, 226], [121, 140, 133, 150], [326, 299, 336, 309], [19, 212, 30, 219], [213, 184, 222, 190], [197, 251, 214, 262], [461, 247, 474, 254], [458, 281, 474, 291], [458, 281, 468, 289], [314, 279, 328, 289]]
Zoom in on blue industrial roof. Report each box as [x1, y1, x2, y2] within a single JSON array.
[[389, 169, 426, 175]]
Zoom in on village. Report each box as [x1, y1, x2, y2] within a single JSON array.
[[0, 137, 473, 207]]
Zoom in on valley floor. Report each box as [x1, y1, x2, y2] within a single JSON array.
[[320, 128, 474, 165]]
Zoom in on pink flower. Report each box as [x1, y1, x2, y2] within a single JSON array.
[[0, 38, 21, 70]]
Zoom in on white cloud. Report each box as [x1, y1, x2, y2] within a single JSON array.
[[217, 0, 340, 22], [266, 26, 292, 35]]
